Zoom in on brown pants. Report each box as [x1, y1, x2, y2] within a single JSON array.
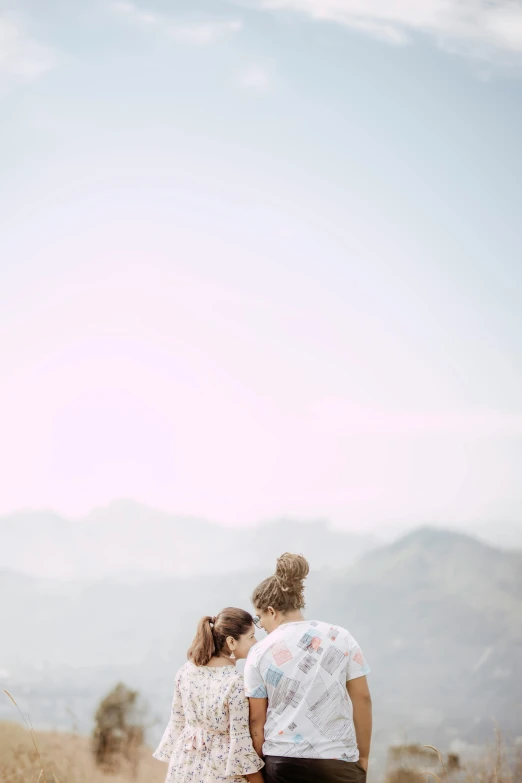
[[264, 756, 367, 783]]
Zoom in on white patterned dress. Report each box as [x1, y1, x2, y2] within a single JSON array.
[[154, 661, 264, 783]]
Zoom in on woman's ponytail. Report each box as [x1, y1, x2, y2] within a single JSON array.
[[187, 615, 216, 666]]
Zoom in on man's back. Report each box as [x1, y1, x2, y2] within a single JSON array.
[[244, 619, 370, 762]]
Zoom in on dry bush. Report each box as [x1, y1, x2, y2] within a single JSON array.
[[93, 682, 145, 775]]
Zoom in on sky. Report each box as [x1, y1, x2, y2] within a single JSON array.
[[1, 0, 521, 531]]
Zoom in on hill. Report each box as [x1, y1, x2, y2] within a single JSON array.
[[311, 528, 522, 753]]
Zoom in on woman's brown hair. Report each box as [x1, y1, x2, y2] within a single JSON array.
[[187, 607, 254, 667], [251, 552, 310, 614]]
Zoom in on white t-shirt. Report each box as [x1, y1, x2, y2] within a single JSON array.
[[244, 620, 370, 762]]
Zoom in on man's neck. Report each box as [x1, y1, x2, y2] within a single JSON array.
[[278, 611, 305, 627]]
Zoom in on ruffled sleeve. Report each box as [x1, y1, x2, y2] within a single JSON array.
[[225, 674, 264, 777], [153, 668, 186, 762]]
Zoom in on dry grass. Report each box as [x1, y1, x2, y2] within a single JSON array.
[[0, 720, 165, 783], [2, 693, 520, 783], [3, 726, 521, 783], [461, 732, 522, 783], [386, 736, 522, 783]]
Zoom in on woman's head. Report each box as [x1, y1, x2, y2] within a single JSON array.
[[252, 553, 310, 634], [187, 607, 256, 666]]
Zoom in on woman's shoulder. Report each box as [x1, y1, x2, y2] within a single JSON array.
[[215, 665, 243, 684], [180, 661, 240, 679], [219, 666, 245, 689], [175, 660, 194, 680], [224, 668, 248, 699]]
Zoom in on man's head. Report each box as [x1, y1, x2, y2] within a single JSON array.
[[252, 552, 309, 634]]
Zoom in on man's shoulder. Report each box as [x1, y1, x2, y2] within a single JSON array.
[[246, 630, 281, 667], [313, 620, 358, 648]]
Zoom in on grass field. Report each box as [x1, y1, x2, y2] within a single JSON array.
[[1, 719, 521, 783], [0, 721, 165, 783]]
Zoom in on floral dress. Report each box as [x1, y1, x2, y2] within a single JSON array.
[[154, 661, 264, 783]]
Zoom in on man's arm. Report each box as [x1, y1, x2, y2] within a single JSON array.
[[248, 697, 268, 759], [347, 675, 372, 770]]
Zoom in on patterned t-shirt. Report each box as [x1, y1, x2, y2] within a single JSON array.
[[244, 620, 370, 762]]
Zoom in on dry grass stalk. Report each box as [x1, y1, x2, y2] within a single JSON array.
[[3, 691, 49, 783], [422, 745, 449, 783], [423, 773, 443, 783]]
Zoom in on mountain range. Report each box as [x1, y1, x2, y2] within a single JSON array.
[[2, 499, 521, 581], [0, 500, 376, 580], [1, 525, 521, 771]]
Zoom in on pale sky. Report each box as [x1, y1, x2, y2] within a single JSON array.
[[1, 0, 521, 530]]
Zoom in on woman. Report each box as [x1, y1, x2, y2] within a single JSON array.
[[154, 607, 265, 783], [244, 554, 372, 783]]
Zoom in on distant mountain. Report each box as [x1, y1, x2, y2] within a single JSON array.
[[0, 500, 376, 579], [1, 527, 521, 769], [311, 527, 522, 753], [373, 521, 522, 553], [458, 520, 522, 551]]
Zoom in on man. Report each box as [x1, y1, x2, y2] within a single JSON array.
[[245, 553, 372, 783]]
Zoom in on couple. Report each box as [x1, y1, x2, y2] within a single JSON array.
[[154, 554, 372, 783]]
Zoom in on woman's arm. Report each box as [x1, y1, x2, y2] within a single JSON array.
[[248, 697, 268, 760], [225, 678, 265, 779], [153, 670, 186, 762]]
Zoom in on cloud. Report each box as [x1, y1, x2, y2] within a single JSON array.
[[239, 61, 275, 89], [0, 13, 57, 87], [309, 400, 522, 438], [250, 0, 522, 62], [110, 1, 243, 46], [110, 1, 158, 25], [168, 19, 243, 46]]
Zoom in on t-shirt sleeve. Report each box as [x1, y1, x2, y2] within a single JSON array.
[[244, 652, 268, 698], [346, 641, 371, 681]]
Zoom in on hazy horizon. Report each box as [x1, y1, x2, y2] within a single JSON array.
[[2, 497, 520, 551]]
